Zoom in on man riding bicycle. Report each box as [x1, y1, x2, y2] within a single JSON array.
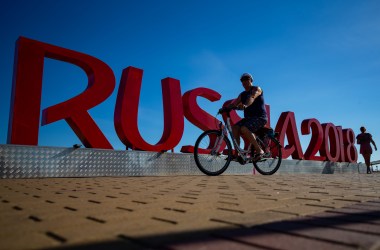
[[226, 73, 268, 161], [194, 72, 281, 175]]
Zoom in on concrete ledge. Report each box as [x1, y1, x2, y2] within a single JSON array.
[[277, 159, 362, 174], [0, 144, 364, 178]]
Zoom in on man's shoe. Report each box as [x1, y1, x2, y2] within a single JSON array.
[[252, 152, 264, 162], [237, 156, 246, 165]]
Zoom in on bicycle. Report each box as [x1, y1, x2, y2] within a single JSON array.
[[193, 107, 282, 176]]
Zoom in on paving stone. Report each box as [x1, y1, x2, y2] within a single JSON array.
[[1, 174, 380, 249]]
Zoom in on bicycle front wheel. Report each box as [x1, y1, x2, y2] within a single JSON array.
[[194, 130, 232, 176], [253, 137, 282, 175]]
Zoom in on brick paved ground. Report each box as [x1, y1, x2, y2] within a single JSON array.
[[1, 174, 380, 249]]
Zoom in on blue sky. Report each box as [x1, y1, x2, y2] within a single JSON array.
[[1, 0, 379, 164]]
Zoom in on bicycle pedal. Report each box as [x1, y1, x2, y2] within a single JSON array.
[[237, 156, 246, 165]]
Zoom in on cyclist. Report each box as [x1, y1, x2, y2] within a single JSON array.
[[226, 73, 268, 161]]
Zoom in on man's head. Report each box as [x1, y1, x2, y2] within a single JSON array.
[[360, 126, 366, 133], [240, 73, 253, 90], [240, 73, 253, 82]]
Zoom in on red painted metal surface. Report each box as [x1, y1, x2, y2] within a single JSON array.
[[8, 37, 115, 149], [301, 119, 326, 161], [275, 112, 304, 160], [114, 66, 184, 152], [182, 87, 222, 131], [343, 128, 358, 163], [320, 123, 340, 162], [180, 88, 221, 153]]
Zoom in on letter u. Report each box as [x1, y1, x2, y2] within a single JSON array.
[[114, 66, 184, 151]]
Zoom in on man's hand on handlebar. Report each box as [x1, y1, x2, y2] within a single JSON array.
[[236, 104, 245, 110], [218, 105, 245, 114], [218, 107, 231, 114]]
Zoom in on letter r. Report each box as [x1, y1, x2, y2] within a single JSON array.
[[7, 37, 115, 148]]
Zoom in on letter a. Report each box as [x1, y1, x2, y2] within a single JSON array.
[[275, 111, 304, 159]]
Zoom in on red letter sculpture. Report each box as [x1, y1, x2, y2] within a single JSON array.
[[320, 123, 340, 162], [181, 88, 222, 153], [342, 128, 358, 163], [275, 112, 304, 159], [301, 119, 326, 161], [8, 37, 115, 148], [114, 66, 184, 152], [336, 126, 346, 162]]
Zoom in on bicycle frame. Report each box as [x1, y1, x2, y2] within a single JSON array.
[[217, 116, 252, 162]]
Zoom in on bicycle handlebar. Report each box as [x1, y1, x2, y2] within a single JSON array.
[[218, 106, 242, 114]]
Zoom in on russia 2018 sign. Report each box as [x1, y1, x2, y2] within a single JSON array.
[[7, 37, 358, 163]]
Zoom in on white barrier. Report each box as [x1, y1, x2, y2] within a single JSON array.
[[0, 144, 364, 178]]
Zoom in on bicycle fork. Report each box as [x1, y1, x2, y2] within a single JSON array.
[[211, 132, 224, 156]]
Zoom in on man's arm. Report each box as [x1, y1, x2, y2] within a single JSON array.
[[228, 94, 242, 109], [245, 86, 262, 107], [371, 137, 377, 150], [252, 86, 263, 99]]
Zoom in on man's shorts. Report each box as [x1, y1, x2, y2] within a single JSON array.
[[236, 117, 267, 133]]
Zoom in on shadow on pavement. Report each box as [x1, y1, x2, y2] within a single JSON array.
[[50, 206, 380, 250]]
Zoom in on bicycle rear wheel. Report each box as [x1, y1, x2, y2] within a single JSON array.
[[253, 136, 282, 175], [194, 130, 232, 176]]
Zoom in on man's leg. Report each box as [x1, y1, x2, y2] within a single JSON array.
[[232, 125, 241, 146], [240, 126, 263, 154], [363, 153, 371, 173], [232, 125, 241, 158]]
